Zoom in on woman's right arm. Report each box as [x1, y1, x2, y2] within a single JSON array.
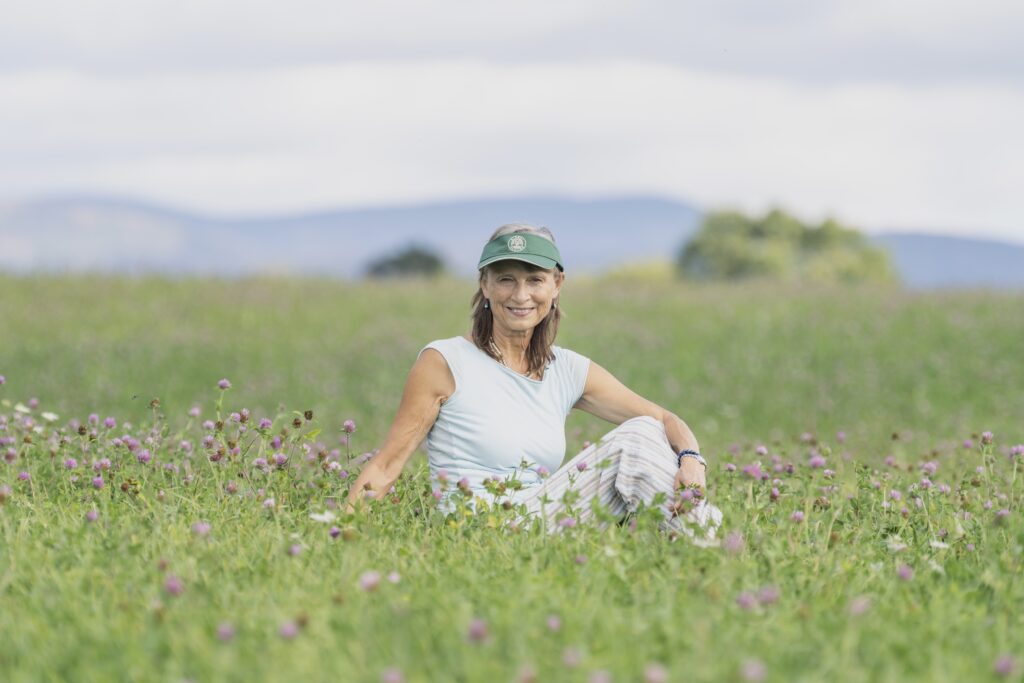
[[344, 348, 455, 514]]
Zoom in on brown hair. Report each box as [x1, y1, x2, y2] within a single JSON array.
[[471, 225, 563, 378]]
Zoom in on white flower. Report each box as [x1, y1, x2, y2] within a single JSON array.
[[41, 411, 59, 422], [929, 540, 950, 549], [14, 403, 30, 414], [886, 536, 908, 553], [32, 426, 44, 434], [309, 510, 337, 523]]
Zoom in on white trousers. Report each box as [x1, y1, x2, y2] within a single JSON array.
[[511, 416, 724, 538]]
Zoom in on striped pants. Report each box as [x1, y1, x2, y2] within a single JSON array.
[[510, 416, 723, 539]]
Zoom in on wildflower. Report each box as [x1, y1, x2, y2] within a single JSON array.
[[225, 480, 238, 494], [995, 509, 1011, 525], [537, 466, 550, 479], [741, 659, 767, 682], [770, 487, 780, 501], [310, 509, 337, 523], [889, 490, 902, 501], [546, 615, 562, 632], [849, 596, 871, 616], [981, 431, 994, 445], [466, 617, 489, 643], [515, 665, 538, 683], [790, 510, 804, 523], [5, 449, 15, 463], [757, 585, 780, 606], [742, 463, 763, 480], [897, 564, 914, 581], [722, 532, 744, 554], [574, 554, 588, 565], [192, 522, 211, 537], [279, 621, 299, 639], [387, 571, 401, 584], [562, 647, 582, 667], [919, 478, 932, 490], [229, 412, 241, 423], [994, 655, 1016, 678], [724, 463, 737, 472], [287, 544, 302, 557], [41, 411, 59, 422], [136, 450, 152, 464], [0, 375, 5, 385], [64, 457, 78, 469], [735, 592, 757, 610], [359, 571, 382, 592], [92, 476, 104, 489], [559, 517, 577, 529], [217, 622, 235, 642], [0, 484, 11, 504], [962, 439, 973, 449], [18, 471, 30, 481], [576, 461, 588, 472], [273, 453, 288, 467], [86, 509, 99, 523], [884, 455, 896, 467], [262, 497, 276, 509], [163, 574, 184, 596], [329, 526, 341, 539], [343, 419, 357, 434], [920, 461, 938, 476], [644, 663, 669, 683], [755, 445, 768, 456], [808, 455, 826, 468], [104, 417, 116, 429], [381, 667, 405, 683], [259, 418, 272, 430], [836, 431, 846, 443], [217, 378, 231, 390]]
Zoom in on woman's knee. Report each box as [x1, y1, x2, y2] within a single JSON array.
[[607, 415, 666, 442]]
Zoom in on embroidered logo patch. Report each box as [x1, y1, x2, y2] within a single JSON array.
[[507, 235, 527, 252]]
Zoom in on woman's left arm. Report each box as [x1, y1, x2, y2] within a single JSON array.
[[572, 361, 706, 489]]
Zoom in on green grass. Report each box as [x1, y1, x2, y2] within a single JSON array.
[[1, 274, 1022, 683]]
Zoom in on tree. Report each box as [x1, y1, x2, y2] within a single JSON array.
[[676, 208, 898, 284], [365, 245, 446, 279]]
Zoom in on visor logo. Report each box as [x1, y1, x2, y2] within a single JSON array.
[[507, 235, 527, 252]]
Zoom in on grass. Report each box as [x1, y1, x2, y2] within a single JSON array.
[[0, 274, 1022, 683]]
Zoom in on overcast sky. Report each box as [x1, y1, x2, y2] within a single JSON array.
[[2, 0, 1022, 242]]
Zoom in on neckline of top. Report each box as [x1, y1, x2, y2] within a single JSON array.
[[458, 335, 549, 384]]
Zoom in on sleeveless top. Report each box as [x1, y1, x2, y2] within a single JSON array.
[[418, 336, 591, 510]]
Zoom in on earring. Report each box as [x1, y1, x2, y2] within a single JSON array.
[[553, 301, 558, 309], [483, 300, 490, 309]]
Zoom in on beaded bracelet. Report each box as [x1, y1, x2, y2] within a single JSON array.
[[677, 449, 707, 469]]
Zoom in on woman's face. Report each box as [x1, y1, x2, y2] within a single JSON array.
[[480, 261, 563, 335]]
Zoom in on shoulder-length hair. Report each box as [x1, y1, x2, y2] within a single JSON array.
[[471, 224, 563, 378]]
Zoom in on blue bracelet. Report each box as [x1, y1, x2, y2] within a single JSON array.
[[677, 449, 706, 468]]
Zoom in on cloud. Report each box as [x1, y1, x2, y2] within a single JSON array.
[[1, 1, 1022, 86], [2, 59, 1022, 243]]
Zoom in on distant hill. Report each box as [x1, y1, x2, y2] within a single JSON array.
[[0, 195, 700, 277], [870, 233, 1024, 289], [1, 195, 1021, 289]]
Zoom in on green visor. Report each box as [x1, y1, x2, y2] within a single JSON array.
[[477, 232, 564, 272]]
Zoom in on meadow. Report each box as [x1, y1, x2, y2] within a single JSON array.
[[1, 273, 1022, 683]]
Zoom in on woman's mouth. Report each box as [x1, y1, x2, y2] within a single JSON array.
[[507, 307, 534, 317]]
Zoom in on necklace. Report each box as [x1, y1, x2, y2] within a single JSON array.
[[488, 338, 507, 367]]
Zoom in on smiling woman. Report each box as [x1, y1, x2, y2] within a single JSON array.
[[346, 224, 722, 538]]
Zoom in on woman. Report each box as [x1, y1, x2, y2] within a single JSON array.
[[346, 225, 722, 538]]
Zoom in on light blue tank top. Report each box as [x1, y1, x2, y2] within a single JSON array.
[[418, 336, 591, 509]]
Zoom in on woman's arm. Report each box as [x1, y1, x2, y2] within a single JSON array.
[[344, 348, 455, 514], [573, 361, 706, 488]]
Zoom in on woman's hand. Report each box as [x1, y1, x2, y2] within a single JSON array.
[[673, 457, 706, 492]]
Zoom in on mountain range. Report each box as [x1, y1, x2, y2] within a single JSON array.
[[1, 195, 1021, 289]]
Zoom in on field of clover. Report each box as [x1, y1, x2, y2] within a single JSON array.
[[1, 274, 1023, 683]]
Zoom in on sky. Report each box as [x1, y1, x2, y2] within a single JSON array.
[[2, 0, 1023, 242]]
